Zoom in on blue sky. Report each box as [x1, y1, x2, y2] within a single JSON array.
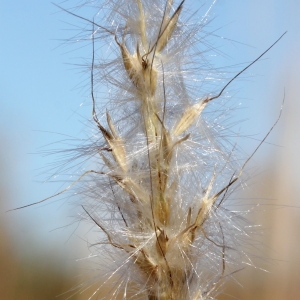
[[1, 1, 299, 259]]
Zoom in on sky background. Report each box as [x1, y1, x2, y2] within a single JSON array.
[[1, 0, 300, 264]]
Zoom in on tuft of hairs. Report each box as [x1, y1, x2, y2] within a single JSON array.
[[50, 0, 285, 299]]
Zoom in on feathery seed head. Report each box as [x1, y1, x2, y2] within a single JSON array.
[[44, 0, 285, 299]]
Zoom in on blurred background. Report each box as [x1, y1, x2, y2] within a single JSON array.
[[1, 1, 299, 299]]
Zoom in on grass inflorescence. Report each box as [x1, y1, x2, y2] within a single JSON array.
[[13, 1, 286, 299]]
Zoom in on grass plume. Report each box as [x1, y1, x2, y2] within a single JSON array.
[[12, 1, 285, 299]]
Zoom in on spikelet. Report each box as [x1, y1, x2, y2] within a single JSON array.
[[48, 1, 284, 299]]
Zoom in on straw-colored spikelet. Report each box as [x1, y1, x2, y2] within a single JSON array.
[[28, 1, 283, 299]]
